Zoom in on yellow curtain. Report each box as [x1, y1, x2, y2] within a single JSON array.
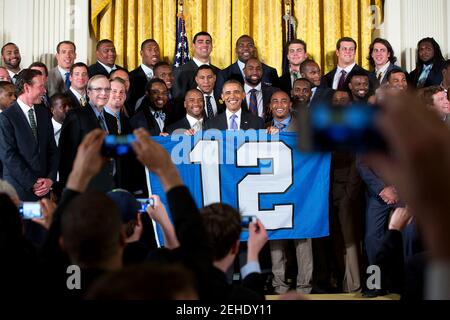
[[90, 0, 382, 74]]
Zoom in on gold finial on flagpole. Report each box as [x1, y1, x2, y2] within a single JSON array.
[[178, 0, 184, 17], [285, 0, 291, 15]]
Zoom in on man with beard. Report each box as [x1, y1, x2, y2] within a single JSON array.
[[1, 43, 22, 83], [347, 72, 373, 103], [241, 58, 278, 122], [166, 89, 205, 135], [409, 37, 445, 88], [216, 35, 278, 96], [291, 78, 313, 106]]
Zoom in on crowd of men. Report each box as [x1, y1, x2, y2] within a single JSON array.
[[1, 31, 450, 300]]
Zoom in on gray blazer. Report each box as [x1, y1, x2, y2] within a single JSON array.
[[47, 67, 66, 97]]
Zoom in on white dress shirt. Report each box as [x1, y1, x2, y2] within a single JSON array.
[[140, 63, 154, 80], [98, 61, 117, 74], [244, 83, 263, 118], [332, 63, 356, 90], [237, 60, 246, 78], [193, 57, 210, 68], [52, 117, 62, 145], [225, 108, 242, 130], [375, 62, 391, 83], [186, 114, 203, 131], [198, 87, 219, 117], [58, 65, 70, 81]]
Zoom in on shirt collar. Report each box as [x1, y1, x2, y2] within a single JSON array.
[[7, 69, 20, 79], [237, 60, 246, 75], [57, 65, 70, 79], [375, 61, 391, 74], [197, 86, 213, 96], [193, 57, 209, 68], [104, 106, 119, 117], [97, 61, 117, 74], [244, 82, 262, 94], [17, 97, 33, 111], [140, 64, 154, 79], [226, 108, 242, 118], [337, 62, 356, 74], [274, 116, 291, 127], [186, 114, 203, 127], [70, 87, 86, 100], [52, 117, 62, 130], [89, 102, 104, 118]]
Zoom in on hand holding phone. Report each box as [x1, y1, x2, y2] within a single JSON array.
[[19, 202, 42, 219], [136, 198, 155, 213]]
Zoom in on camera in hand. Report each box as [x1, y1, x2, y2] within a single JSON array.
[[241, 215, 258, 229], [136, 198, 155, 212], [297, 102, 387, 153], [102, 134, 136, 157], [19, 202, 42, 219]]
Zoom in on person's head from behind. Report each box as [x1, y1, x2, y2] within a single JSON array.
[[60, 192, 125, 269], [387, 69, 408, 92], [0, 81, 16, 111], [106, 188, 141, 243], [50, 93, 72, 124], [145, 78, 168, 110], [86, 262, 198, 300], [420, 86, 450, 120], [201, 203, 241, 269]]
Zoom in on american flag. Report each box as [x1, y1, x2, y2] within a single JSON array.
[[173, 11, 190, 68]]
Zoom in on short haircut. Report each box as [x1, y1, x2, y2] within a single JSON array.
[[0, 81, 14, 92], [96, 39, 114, 51], [110, 77, 126, 86], [244, 57, 261, 68], [293, 77, 313, 89], [56, 40, 76, 53], [110, 68, 129, 78], [300, 59, 319, 74], [347, 70, 369, 83], [1, 42, 18, 56], [185, 88, 204, 99], [287, 39, 307, 53], [201, 203, 241, 261], [29, 61, 49, 76], [235, 34, 254, 46], [61, 192, 123, 266], [386, 69, 408, 82], [140, 39, 158, 51], [222, 79, 243, 92], [87, 74, 109, 90], [153, 61, 171, 73], [15, 69, 42, 96], [368, 38, 397, 67], [193, 31, 212, 44], [336, 37, 357, 50], [70, 62, 89, 75], [145, 77, 167, 92], [420, 85, 445, 107], [195, 64, 216, 77], [49, 93, 72, 110], [270, 89, 291, 101]]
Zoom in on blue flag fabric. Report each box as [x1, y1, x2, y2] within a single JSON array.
[[173, 13, 190, 68], [146, 130, 330, 245]]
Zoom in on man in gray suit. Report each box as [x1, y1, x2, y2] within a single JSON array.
[[47, 41, 77, 97]]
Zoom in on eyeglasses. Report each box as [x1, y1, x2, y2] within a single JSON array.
[[89, 87, 112, 93]]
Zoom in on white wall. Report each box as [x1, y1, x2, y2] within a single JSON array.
[[0, 0, 90, 69], [382, 0, 450, 72]]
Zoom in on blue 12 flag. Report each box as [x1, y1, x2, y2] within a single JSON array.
[[173, 12, 190, 68]]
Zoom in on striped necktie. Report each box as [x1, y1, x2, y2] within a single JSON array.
[[249, 89, 258, 115], [28, 108, 38, 139]]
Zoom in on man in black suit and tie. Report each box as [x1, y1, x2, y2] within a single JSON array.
[[204, 80, 264, 130], [128, 39, 161, 112], [88, 39, 127, 78], [241, 58, 278, 122], [368, 38, 404, 86], [58, 75, 116, 191], [66, 62, 89, 109], [0, 69, 58, 201], [172, 31, 221, 100], [278, 39, 309, 95], [195, 65, 223, 120], [47, 41, 77, 97], [321, 37, 376, 92], [215, 35, 278, 97], [166, 89, 204, 135], [300, 60, 333, 107]]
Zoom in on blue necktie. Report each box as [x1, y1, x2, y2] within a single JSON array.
[[65, 72, 71, 90], [417, 64, 433, 88], [230, 114, 238, 130], [154, 111, 166, 122], [249, 89, 258, 115], [274, 121, 286, 132]]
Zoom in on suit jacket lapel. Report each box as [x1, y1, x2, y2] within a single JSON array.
[[240, 111, 250, 130], [11, 103, 38, 146]]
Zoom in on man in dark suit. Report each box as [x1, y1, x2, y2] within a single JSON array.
[[195, 65, 224, 120], [128, 39, 161, 112], [66, 62, 89, 109], [321, 37, 376, 92], [300, 60, 333, 107], [204, 80, 264, 130], [215, 35, 278, 97], [47, 41, 76, 97], [88, 39, 127, 78], [368, 38, 404, 86], [278, 39, 309, 95], [0, 69, 58, 201], [173, 31, 221, 100], [241, 58, 278, 122], [166, 89, 204, 135], [409, 37, 446, 88], [58, 75, 116, 192]]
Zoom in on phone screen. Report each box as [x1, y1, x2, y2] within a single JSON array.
[[136, 198, 155, 212], [102, 134, 136, 157], [19, 202, 42, 219]]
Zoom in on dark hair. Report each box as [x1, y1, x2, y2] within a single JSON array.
[[0, 192, 23, 251], [140, 39, 158, 51], [386, 69, 408, 82], [416, 37, 445, 69], [222, 79, 243, 92], [61, 192, 123, 267], [69, 62, 88, 75], [420, 85, 445, 107], [0, 80, 14, 92], [336, 37, 357, 50], [15, 69, 42, 96], [56, 40, 76, 53], [293, 77, 313, 89], [96, 39, 114, 51], [145, 77, 167, 92], [442, 59, 450, 71], [287, 39, 307, 53], [110, 68, 129, 78], [368, 38, 397, 67], [1, 42, 18, 56], [300, 59, 319, 74], [201, 203, 241, 261], [347, 70, 369, 83], [29, 61, 49, 76], [235, 34, 254, 47], [195, 64, 216, 77], [49, 93, 72, 109], [193, 31, 212, 44], [153, 61, 171, 75]]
